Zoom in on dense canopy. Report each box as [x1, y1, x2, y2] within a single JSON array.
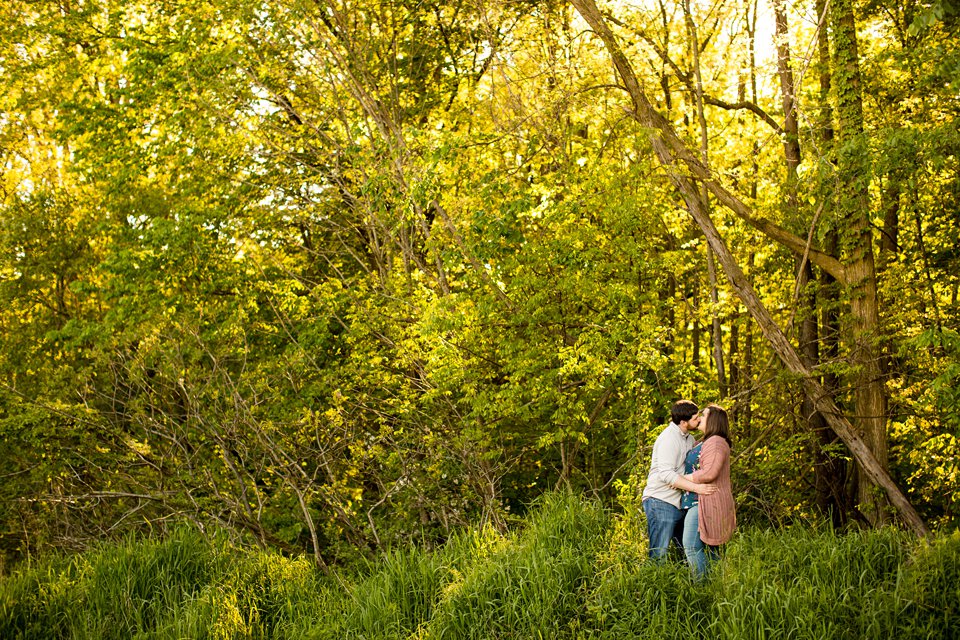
[[1, 0, 958, 566]]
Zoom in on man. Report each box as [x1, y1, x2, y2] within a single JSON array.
[[641, 399, 716, 560]]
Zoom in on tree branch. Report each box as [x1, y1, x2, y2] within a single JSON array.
[[604, 11, 784, 136], [703, 95, 783, 136]]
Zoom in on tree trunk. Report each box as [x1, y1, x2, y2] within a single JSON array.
[[683, 0, 727, 396], [830, 0, 890, 525], [773, 0, 801, 198], [812, 0, 849, 523], [728, 312, 740, 393], [776, 0, 844, 523], [880, 178, 900, 270], [692, 286, 701, 368], [661, 275, 677, 356], [706, 250, 726, 394], [741, 0, 758, 432], [815, 0, 835, 146], [800, 260, 847, 526], [743, 255, 756, 433]]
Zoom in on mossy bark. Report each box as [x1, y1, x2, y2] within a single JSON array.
[[830, 0, 890, 525]]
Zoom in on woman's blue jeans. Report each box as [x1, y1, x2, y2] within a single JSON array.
[[683, 505, 719, 578]]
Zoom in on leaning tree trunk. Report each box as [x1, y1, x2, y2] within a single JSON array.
[[569, 0, 928, 537]]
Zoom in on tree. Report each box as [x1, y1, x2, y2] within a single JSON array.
[[568, 0, 928, 536]]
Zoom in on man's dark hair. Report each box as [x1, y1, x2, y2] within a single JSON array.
[[670, 400, 699, 425]]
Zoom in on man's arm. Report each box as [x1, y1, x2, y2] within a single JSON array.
[[649, 432, 683, 486], [650, 431, 716, 495]]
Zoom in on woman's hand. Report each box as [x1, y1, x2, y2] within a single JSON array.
[[694, 483, 717, 496], [672, 474, 718, 495]]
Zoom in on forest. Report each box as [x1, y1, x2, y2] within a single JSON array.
[[1, 0, 959, 585]]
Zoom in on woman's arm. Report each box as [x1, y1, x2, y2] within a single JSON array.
[[672, 474, 717, 495], [688, 438, 729, 483]]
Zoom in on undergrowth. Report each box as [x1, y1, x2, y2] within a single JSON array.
[[1, 493, 957, 639]]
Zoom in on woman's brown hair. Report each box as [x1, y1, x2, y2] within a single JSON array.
[[703, 404, 731, 446]]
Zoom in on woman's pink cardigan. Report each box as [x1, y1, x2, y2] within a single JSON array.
[[689, 436, 736, 545]]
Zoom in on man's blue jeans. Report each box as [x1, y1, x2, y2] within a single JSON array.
[[643, 497, 684, 561]]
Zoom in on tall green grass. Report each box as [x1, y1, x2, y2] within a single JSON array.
[[420, 493, 609, 639], [714, 527, 911, 640], [2, 495, 958, 639], [0, 528, 227, 639]]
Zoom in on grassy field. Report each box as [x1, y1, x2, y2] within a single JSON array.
[[2, 494, 958, 639]]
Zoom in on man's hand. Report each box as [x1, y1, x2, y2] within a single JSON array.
[[695, 483, 718, 496]]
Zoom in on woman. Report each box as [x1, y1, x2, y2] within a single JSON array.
[[681, 404, 735, 577]]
